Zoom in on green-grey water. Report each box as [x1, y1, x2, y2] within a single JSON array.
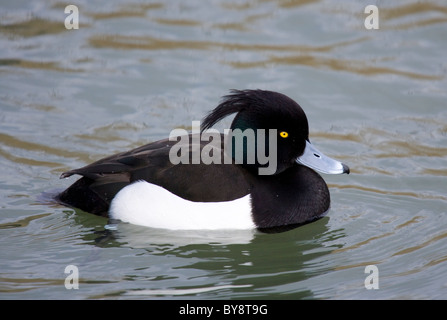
[[1, 0, 447, 300]]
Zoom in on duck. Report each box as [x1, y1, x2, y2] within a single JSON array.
[[57, 89, 349, 232]]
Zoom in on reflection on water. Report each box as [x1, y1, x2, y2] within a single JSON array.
[[1, 0, 447, 299], [85, 216, 338, 299], [0, 58, 83, 73], [0, 17, 67, 38], [87, 33, 439, 80]]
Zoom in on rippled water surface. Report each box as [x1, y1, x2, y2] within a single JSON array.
[[1, 0, 447, 300]]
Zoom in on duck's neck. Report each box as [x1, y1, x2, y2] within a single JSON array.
[[244, 165, 330, 230]]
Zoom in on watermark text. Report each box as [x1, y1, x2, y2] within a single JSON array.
[[169, 121, 278, 175], [64, 5, 79, 30], [364, 5, 379, 30], [364, 265, 379, 289], [64, 264, 79, 289]]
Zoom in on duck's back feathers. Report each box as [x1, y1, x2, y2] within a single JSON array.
[[58, 135, 250, 216]]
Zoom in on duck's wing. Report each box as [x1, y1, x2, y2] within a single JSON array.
[[57, 134, 250, 216]]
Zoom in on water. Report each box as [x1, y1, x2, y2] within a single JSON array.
[[1, 0, 447, 300]]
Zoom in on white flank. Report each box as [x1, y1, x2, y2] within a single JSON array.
[[109, 181, 255, 230]]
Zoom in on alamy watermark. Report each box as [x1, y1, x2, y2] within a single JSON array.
[[364, 5, 379, 30], [64, 264, 79, 289], [64, 5, 379, 31], [364, 265, 379, 289], [64, 5, 79, 30], [169, 121, 278, 175]]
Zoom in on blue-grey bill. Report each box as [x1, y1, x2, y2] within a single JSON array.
[[296, 141, 350, 174]]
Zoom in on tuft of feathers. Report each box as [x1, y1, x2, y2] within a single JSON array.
[[201, 89, 248, 131], [201, 89, 303, 132]]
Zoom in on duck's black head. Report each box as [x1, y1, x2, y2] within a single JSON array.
[[201, 89, 349, 176], [201, 90, 307, 174]]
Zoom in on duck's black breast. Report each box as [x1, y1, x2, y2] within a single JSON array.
[[58, 134, 250, 216], [247, 164, 330, 231]]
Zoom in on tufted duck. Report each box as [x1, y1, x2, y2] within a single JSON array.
[[58, 90, 349, 232]]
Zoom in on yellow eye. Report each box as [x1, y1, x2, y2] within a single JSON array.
[[279, 131, 288, 138]]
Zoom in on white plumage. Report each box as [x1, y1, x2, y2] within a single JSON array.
[[109, 180, 255, 230]]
